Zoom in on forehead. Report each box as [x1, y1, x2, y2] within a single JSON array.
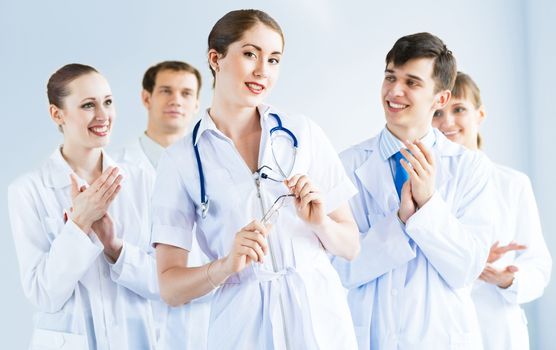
[[386, 57, 435, 82], [66, 73, 111, 98], [232, 23, 283, 53], [154, 69, 199, 90]]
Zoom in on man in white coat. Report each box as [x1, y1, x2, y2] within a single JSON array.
[[333, 33, 495, 349], [117, 60, 210, 349]]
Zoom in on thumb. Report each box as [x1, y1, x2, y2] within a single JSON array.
[[506, 265, 519, 273]]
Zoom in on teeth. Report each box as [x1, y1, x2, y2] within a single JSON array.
[[389, 102, 407, 109], [247, 83, 263, 91], [443, 130, 459, 136], [90, 125, 108, 133]]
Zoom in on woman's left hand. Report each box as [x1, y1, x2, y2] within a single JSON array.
[[92, 212, 123, 262], [286, 174, 325, 226]]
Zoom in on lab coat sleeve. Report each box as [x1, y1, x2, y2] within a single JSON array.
[[404, 154, 494, 289], [332, 147, 415, 289], [151, 151, 195, 251], [108, 241, 160, 300], [8, 179, 102, 313], [498, 175, 552, 304], [333, 212, 416, 289], [307, 119, 357, 213]]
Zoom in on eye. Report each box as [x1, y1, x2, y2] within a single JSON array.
[[384, 75, 395, 83], [454, 107, 466, 113], [407, 79, 417, 87], [81, 102, 95, 109], [433, 110, 443, 118], [104, 99, 113, 106], [182, 91, 193, 98], [160, 88, 171, 94], [268, 57, 280, 65], [244, 51, 257, 59]]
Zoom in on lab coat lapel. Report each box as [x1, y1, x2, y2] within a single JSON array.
[[354, 146, 399, 214]]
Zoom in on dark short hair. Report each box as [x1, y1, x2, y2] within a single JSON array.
[[47, 63, 98, 108], [142, 61, 202, 98], [385, 32, 457, 92], [208, 9, 284, 86]]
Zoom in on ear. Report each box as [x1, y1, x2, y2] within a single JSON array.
[[49, 104, 64, 127], [141, 89, 151, 109], [208, 49, 221, 72], [434, 90, 452, 110], [477, 105, 486, 125]]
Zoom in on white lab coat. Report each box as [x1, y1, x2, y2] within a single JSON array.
[[333, 129, 495, 350], [472, 160, 552, 350], [8, 148, 158, 350], [117, 136, 212, 350], [151, 104, 358, 350]]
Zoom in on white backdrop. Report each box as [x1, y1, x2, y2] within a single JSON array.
[[1, 0, 554, 348]]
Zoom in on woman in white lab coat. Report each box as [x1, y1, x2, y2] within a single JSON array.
[[8, 64, 158, 349], [152, 9, 359, 350], [432, 71, 552, 350]]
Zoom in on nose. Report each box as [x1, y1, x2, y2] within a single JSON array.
[[387, 81, 404, 98], [253, 59, 268, 78], [95, 105, 110, 121], [169, 91, 183, 106]]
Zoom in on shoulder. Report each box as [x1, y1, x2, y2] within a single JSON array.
[[492, 163, 531, 192], [339, 135, 380, 168]]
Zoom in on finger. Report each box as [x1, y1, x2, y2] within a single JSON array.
[[97, 168, 121, 196], [506, 265, 519, 273], [300, 192, 322, 210], [243, 220, 269, 237], [499, 244, 528, 254], [105, 185, 121, 204], [285, 174, 303, 189], [240, 239, 265, 263], [404, 142, 428, 174], [102, 175, 123, 201], [400, 148, 424, 176], [79, 185, 87, 192], [238, 246, 259, 263], [292, 175, 310, 197], [490, 241, 500, 250], [298, 181, 315, 200], [242, 231, 269, 255], [70, 174, 80, 198], [400, 158, 418, 180], [414, 139, 435, 166], [90, 166, 115, 192]]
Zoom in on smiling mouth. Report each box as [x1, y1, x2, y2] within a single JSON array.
[[442, 130, 460, 137], [387, 101, 408, 110], [89, 124, 109, 136], [246, 82, 265, 94]]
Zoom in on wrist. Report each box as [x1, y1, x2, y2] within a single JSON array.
[[105, 239, 123, 262], [416, 192, 434, 208], [497, 277, 514, 289], [211, 258, 232, 285], [71, 213, 92, 233], [309, 215, 332, 233]]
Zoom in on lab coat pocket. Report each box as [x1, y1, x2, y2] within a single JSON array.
[[30, 328, 87, 350]]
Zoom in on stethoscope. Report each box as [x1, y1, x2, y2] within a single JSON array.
[[192, 112, 298, 218]]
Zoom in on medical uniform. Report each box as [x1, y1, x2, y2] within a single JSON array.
[[118, 132, 212, 349], [333, 128, 494, 350], [8, 148, 158, 350], [151, 104, 358, 350], [472, 160, 551, 350]]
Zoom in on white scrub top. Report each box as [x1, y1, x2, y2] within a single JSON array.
[[8, 148, 158, 350], [472, 160, 552, 350], [151, 104, 358, 350], [334, 128, 495, 350], [118, 133, 212, 350]]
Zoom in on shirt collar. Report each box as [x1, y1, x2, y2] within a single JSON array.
[[378, 126, 436, 161], [193, 104, 273, 146], [139, 132, 165, 168], [45, 147, 119, 188]]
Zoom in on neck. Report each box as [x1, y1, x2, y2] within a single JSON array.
[[61, 143, 103, 184], [386, 123, 431, 143], [209, 95, 260, 140], [144, 127, 184, 148]]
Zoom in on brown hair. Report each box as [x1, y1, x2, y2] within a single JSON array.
[[142, 60, 202, 98], [208, 9, 284, 86], [452, 71, 483, 148], [385, 32, 457, 92], [47, 63, 98, 108]]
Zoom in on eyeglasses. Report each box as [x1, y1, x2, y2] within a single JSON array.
[[261, 193, 296, 225]]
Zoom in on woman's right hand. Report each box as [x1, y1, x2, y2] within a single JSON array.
[[223, 220, 269, 274], [70, 167, 122, 233]]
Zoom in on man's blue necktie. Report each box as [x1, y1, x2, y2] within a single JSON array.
[[392, 151, 409, 200]]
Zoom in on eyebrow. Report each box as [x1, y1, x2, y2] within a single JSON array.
[[79, 95, 112, 103], [242, 43, 282, 55], [384, 69, 424, 82]]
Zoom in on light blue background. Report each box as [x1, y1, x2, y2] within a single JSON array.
[[1, 0, 554, 348]]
